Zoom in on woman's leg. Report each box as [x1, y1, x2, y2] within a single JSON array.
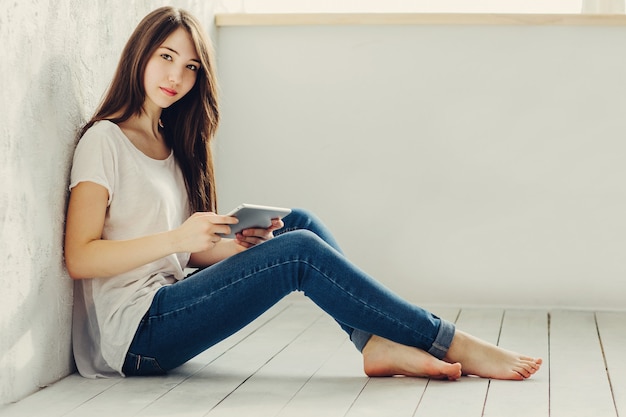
[[282, 210, 541, 380], [278, 209, 373, 351], [124, 228, 455, 376]]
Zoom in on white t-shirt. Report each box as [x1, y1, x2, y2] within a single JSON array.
[[69, 120, 191, 377]]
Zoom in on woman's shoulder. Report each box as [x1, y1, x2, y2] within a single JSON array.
[[74, 121, 129, 162], [80, 120, 126, 148], [82, 119, 121, 138]]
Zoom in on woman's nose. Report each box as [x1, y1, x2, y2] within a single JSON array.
[[168, 66, 183, 84]]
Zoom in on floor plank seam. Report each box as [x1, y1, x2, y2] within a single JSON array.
[[344, 377, 370, 417], [411, 378, 430, 417], [547, 311, 552, 417], [495, 310, 505, 346], [481, 380, 492, 417], [595, 312, 620, 417]]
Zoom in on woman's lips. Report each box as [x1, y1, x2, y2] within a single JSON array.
[[160, 87, 177, 97]]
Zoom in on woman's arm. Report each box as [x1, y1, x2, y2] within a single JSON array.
[[188, 238, 244, 267], [64, 181, 237, 279]]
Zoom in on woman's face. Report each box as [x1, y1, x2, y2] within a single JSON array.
[[143, 27, 200, 110]]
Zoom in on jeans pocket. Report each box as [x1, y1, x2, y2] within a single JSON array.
[[122, 352, 166, 376]]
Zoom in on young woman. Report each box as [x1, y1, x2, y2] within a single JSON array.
[[65, 6, 542, 381]]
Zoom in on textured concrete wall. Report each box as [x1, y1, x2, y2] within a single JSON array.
[[0, 0, 218, 405]]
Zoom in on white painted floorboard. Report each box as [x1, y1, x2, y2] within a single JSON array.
[[483, 310, 550, 417], [1, 293, 624, 417], [550, 311, 616, 417]]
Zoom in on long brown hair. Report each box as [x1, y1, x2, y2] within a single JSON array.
[[81, 6, 220, 213]]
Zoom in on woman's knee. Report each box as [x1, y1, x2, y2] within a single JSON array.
[[283, 207, 315, 226], [279, 208, 319, 233], [276, 228, 322, 248], [279, 208, 341, 253], [273, 230, 338, 262]]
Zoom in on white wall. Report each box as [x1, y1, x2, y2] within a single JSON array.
[[0, 0, 220, 405], [215, 21, 626, 311]]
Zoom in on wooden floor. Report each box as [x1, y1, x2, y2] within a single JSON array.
[[2, 293, 626, 417]]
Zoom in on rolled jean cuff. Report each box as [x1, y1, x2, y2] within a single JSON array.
[[427, 319, 455, 360], [351, 329, 373, 352]]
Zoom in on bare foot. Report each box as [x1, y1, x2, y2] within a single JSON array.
[[362, 335, 462, 380], [444, 330, 542, 380]]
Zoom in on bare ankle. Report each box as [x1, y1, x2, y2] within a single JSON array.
[[362, 335, 462, 380]]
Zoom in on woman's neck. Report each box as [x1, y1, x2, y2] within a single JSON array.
[[117, 113, 170, 160]]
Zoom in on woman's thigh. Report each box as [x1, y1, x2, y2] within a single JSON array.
[[125, 237, 303, 372]]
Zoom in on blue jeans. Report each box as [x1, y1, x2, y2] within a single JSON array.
[[122, 209, 455, 376]]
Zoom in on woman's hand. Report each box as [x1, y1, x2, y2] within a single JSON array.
[[173, 212, 239, 253], [187, 217, 283, 267], [186, 216, 284, 268], [234, 218, 284, 249]]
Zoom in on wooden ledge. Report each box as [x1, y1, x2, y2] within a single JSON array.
[[215, 13, 626, 27]]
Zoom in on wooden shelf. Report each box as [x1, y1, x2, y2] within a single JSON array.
[[216, 12, 626, 27]]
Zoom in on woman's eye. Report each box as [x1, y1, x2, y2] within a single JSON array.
[[160, 54, 172, 61], [187, 64, 199, 71]]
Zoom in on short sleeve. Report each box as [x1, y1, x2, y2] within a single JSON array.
[[69, 123, 117, 206]]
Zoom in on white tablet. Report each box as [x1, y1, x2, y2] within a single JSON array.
[[222, 203, 292, 238]]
